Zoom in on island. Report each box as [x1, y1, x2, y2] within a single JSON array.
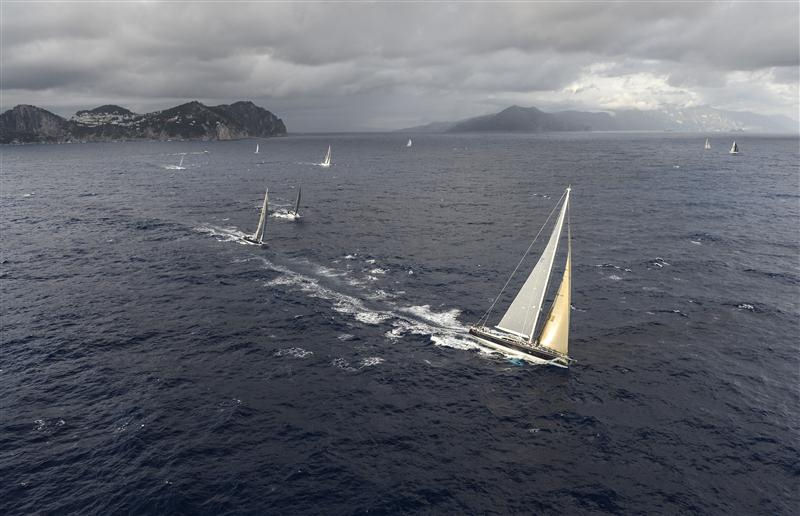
[[0, 100, 287, 144]]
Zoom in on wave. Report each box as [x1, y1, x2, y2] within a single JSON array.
[[274, 347, 313, 358]]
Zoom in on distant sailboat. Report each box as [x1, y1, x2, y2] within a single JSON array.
[[729, 141, 739, 154], [469, 187, 574, 368], [407, 139, 412, 147], [320, 145, 332, 168], [704, 138, 711, 150], [244, 188, 269, 244], [165, 154, 186, 170], [255, 144, 260, 154]]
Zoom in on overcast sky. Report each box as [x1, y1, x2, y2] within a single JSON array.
[[2, 1, 798, 131]]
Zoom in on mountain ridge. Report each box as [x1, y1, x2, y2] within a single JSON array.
[[399, 105, 798, 134]]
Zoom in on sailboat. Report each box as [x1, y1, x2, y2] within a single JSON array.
[[165, 154, 186, 170], [729, 141, 739, 154], [469, 187, 574, 368], [243, 188, 269, 245], [287, 188, 302, 220], [255, 144, 260, 154], [407, 139, 412, 148], [704, 138, 711, 150], [320, 145, 332, 168]]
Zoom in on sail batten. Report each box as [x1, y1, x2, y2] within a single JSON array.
[[495, 190, 570, 340]]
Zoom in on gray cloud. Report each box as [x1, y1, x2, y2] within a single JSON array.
[[2, 2, 797, 131]]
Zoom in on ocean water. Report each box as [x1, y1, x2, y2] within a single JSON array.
[[1, 133, 798, 514]]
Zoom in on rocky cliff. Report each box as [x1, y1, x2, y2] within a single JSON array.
[[0, 101, 287, 143]]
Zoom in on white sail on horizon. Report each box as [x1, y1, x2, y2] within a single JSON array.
[[320, 145, 332, 167], [704, 138, 711, 150], [407, 139, 412, 147], [255, 144, 259, 154], [496, 190, 570, 341], [730, 141, 738, 154]]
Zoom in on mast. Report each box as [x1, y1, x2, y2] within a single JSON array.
[[537, 199, 571, 354], [495, 188, 570, 342], [179, 155, 184, 167]]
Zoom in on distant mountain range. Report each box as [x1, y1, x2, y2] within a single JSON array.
[[0, 101, 286, 144], [400, 105, 798, 134]]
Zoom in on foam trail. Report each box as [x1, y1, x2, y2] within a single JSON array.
[[248, 256, 547, 365], [195, 225, 259, 245]]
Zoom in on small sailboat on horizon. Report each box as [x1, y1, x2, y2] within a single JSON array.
[[243, 187, 269, 245], [320, 145, 332, 168], [704, 138, 711, 150], [468, 187, 574, 368], [407, 138, 412, 148], [729, 141, 739, 154], [165, 154, 186, 170], [255, 143, 260, 154]]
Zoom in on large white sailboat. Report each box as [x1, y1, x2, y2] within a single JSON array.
[[469, 187, 574, 368], [704, 138, 711, 150], [729, 141, 739, 154], [244, 188, 269, 245], [320, 145, 332, 168]]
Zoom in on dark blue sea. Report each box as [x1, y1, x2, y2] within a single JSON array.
[[2, 133, 798, 514]]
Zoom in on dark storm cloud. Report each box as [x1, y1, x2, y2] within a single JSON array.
[[2, 2, 797, 131]]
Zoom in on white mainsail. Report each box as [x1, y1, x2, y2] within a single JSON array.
[[407, 139, 412, 147], [496, 189, 570, 341], [321, 145, 332, 167], [729, 141, 738, 154], [704, 138, 711, 150], [252, 188, 269, 243], [255, 144, 259, 154]]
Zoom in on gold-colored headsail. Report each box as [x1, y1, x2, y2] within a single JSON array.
[[538, 191, 571, 355]]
